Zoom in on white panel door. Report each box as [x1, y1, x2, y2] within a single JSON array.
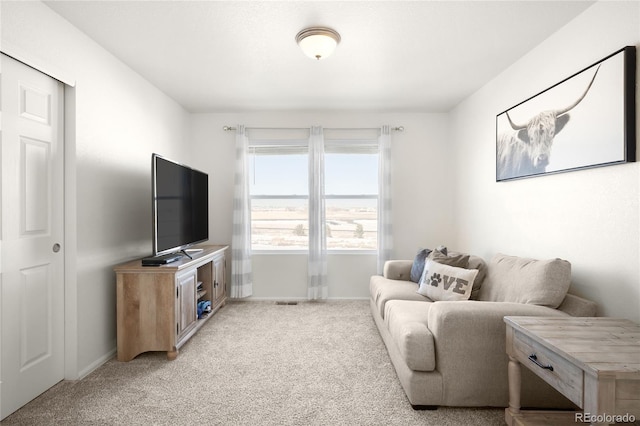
[[0, 54, 65, 420]]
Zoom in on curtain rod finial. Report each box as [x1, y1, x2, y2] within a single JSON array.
[[223, 126, 236, 131], [393, 126, 404, 132]]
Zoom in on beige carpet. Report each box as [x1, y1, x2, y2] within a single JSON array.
[[3, 300, 503, 425]]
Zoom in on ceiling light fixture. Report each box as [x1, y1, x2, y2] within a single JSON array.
[[295, 27, 341, 61]]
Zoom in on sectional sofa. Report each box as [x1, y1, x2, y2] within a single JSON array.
[[370, 250, 597, 408]]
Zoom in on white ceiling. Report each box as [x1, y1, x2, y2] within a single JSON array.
[[45, 1, 595, 113]]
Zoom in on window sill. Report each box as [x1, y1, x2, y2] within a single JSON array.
[[251, 250, 377, 255]]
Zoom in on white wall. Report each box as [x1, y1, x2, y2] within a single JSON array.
[[449, 1, 640, 322], [1, 1, 191, 376], [190, 111, 452, 298]]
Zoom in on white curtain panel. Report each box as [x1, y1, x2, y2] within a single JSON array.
[[308, 126, 328, 300], [377, 125, 393, 275], [230, 125, 253, 298]]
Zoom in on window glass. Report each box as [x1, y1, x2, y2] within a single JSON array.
[[250, 153, 308, 196], [250, 153, 308, 250], [325, 198, 377, 250], [325, 153, 378, 195], [325, 153, 378, 250], [251, 198, 309, 250]]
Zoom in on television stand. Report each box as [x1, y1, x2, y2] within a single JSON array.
[[180, 248, 205, 260], [185, 248, 204, 254], [114, 245, 228, 361]]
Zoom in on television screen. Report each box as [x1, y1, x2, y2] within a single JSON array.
[[152, 154, 209, 256]]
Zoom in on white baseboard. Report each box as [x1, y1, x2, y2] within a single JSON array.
[[230, 296, 369, 302], [76, 347, 117, 381]]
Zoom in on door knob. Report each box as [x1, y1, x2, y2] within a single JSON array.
[[53, 243, 61, 253]]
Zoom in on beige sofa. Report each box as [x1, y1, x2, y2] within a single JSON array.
[[370, 251, 597, 409]]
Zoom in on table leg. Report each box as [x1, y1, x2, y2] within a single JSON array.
[[584, 374, 616, 425], [167, 348, 178, 360], [505, 355, 522, 426]]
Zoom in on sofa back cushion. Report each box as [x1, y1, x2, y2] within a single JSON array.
[[478, 253, 571, 308]]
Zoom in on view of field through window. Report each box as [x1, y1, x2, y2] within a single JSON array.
[[250, 150, 378, 250]]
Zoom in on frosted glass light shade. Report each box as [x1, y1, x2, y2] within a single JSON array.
[[296, 27, 341, 60]]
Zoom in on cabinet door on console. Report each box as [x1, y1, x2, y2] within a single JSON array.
[[176, 270, 197, 339], [213, 255, 226, 304]]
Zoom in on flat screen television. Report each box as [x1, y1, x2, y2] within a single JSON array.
[[152, 153, 209, 256]]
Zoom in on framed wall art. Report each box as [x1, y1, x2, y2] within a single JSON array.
[[496, 46, 636, 181]]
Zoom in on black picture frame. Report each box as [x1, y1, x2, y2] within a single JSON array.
[[496, 46, 636, 182]]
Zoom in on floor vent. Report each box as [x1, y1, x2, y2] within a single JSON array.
[[275, 301, 299, 306]]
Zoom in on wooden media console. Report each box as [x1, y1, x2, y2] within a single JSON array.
[[114, 245, 228, 361]]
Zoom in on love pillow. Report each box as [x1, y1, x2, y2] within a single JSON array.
[[417, 259, 478, 301]]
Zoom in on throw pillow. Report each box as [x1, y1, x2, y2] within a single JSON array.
[[467, 255, 487, 300], [417, 259, 478, 301], [429, 249, 470, 269], [477, 253, 571, 308], [410, 248, 432, 283]]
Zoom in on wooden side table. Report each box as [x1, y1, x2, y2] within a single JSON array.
[[504, 316, 640, 426]]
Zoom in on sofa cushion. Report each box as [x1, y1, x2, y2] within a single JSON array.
[[410, 248, 432, 283], [417, 259, 478, 301], [370, 275, 430, 319], [478, 253, 571, 308], [384, 300, 436, 372]]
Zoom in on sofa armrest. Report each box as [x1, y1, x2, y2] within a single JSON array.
[[557, 293, 597, 317], [428, 301, 567, 334], [427, 301, 567, 393], [383, 260, 413, 281], [428, 301, 567, 349]]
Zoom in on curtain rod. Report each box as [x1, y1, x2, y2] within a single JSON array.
[[222, 125, 404, 132]]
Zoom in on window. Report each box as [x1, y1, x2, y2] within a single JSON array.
[[324, 141, 379, 251], [249, 141, 309, 250], [249, 135, 379, 252]]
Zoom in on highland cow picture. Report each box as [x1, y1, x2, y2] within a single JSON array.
[[496, 46, 635, 181]]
